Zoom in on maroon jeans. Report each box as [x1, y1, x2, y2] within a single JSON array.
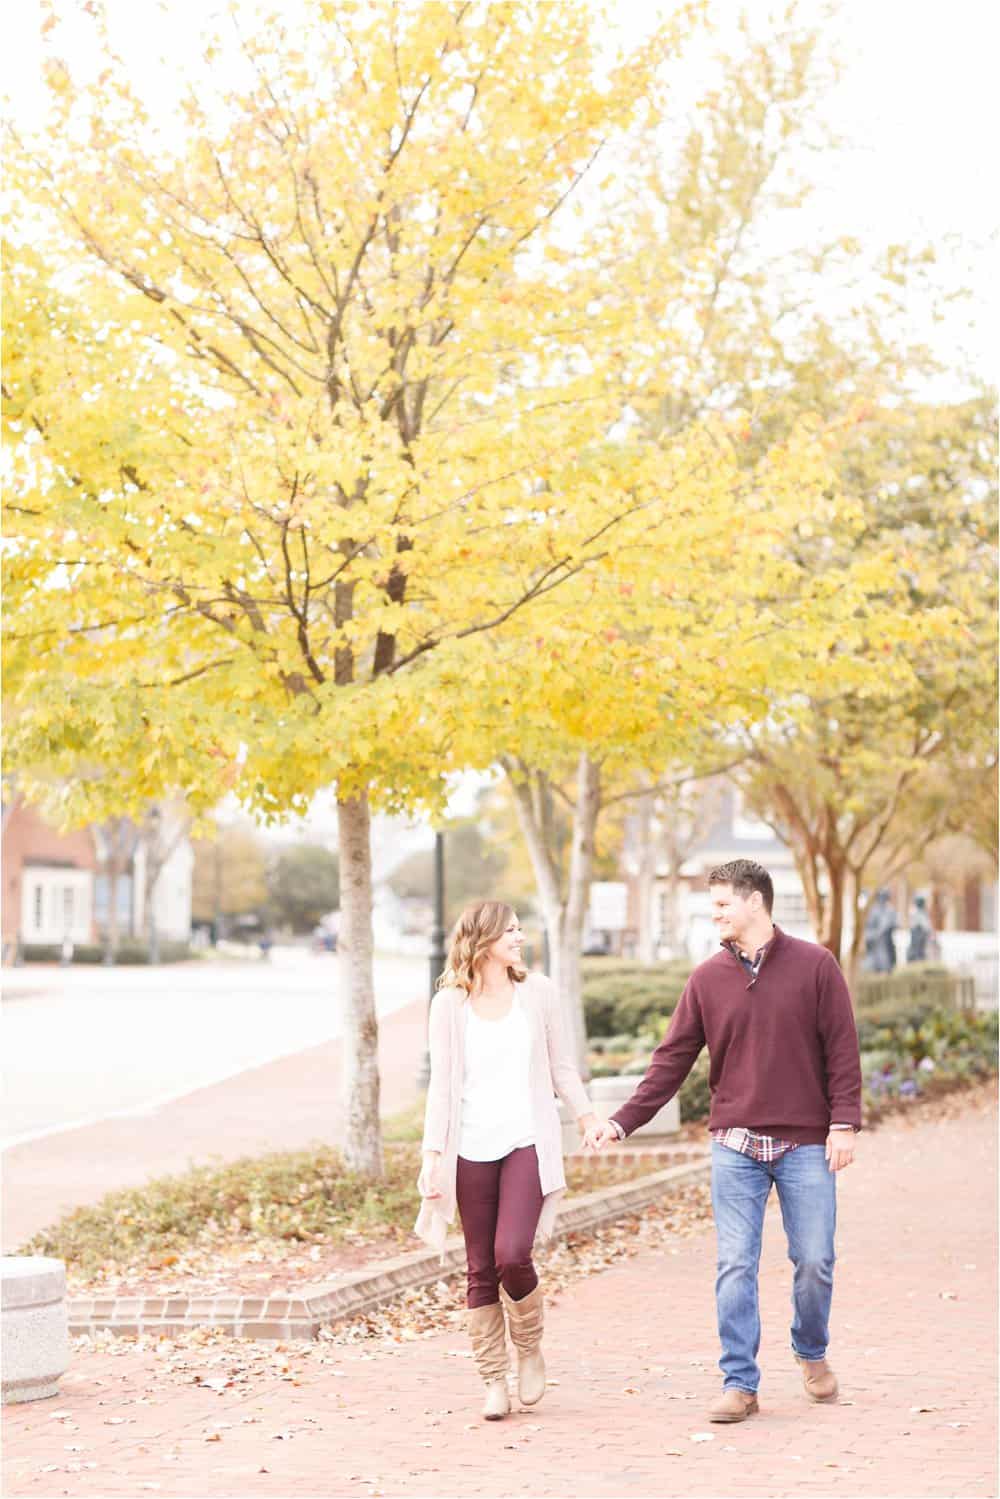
[[456, 1146, 544, 1309]]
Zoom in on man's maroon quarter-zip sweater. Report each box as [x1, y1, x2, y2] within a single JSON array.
[[610, 927, 862, 1143]]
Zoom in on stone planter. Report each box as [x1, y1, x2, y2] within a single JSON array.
[[587, 1076, 680, 1137], [558, 1100, 582, 1155], [2, 1256, 69, 1404]]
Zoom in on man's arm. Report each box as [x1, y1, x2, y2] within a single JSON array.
[[817, 953, 862, 1131], [608, 981, 706, 1139]]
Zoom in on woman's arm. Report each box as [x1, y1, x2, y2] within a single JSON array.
[[421, 988, 453, 1155]]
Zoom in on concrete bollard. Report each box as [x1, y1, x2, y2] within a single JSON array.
[[1, 1256, 69, 1405]]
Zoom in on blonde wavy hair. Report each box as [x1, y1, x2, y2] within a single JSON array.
[[437, 900, 527, 996]]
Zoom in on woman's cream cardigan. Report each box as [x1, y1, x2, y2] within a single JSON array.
[[413, 972, 592, 1254]]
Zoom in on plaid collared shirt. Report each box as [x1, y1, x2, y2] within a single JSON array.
[[711, 1126, 800, 1162]]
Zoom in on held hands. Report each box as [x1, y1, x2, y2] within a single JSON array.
[[417, 1151, 442, 1199], [825, 1131, 856, 1173], [580, 1116, 620, 1154]]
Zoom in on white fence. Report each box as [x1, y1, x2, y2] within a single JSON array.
[[934, 931, 999, 1009]]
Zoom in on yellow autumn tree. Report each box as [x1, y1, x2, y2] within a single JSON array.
[[4, 0, 709, 1176]]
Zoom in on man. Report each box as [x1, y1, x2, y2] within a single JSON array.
[[585, 859, 861, 1423]]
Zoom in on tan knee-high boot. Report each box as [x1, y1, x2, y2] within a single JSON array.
[[467, 1303, 511, 1420], [500, 1284, 546, 1406]]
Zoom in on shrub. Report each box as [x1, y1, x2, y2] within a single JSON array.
[[854, 964, 965, 1013], [862, 1007, 997, 1116], [21, 941, 197, 965], [678, 1053, 712, 1123], [582, 958, 693, 1037]]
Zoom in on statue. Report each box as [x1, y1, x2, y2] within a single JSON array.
[[863, 889, 898, 973], [906, 895, 934, 964]]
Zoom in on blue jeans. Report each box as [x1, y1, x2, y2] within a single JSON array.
[[711, 1142, 837, 1394]]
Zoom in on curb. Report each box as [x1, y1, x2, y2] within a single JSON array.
[[67, 1156, 711, 1342]]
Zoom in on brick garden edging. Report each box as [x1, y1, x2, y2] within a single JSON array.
[[66, 1154, 710, 1342]]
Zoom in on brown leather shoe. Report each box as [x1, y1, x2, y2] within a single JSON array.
[[798, 1356, 839, 1402], [708, 1388, 759, 1422]]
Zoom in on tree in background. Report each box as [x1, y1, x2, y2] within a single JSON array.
[[732, 394, 997, 983], [482, 5, 996, 1000], [630, 776, 730, 963], [388, 817, 505, 929], [266, 844, 340, 933], [139, 799, 192, 950], [191, 822, 268, 936], [92, 816, 140, 961]]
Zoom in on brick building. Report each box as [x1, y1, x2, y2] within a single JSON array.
[[1, 798, 99, 954], [1, 795, 193, 959]]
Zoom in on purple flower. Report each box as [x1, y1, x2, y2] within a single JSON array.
[[899, 1080, 918, 1097]]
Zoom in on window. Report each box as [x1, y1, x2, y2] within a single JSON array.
[[63, 886, 75, 929], [33, 884, 44, 933], [775, 889, 809, 925]]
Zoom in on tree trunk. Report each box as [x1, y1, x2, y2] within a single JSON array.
[[818, 853, 846, 961], [107, 866, 120, 956], [843, 866, 867, 996], [559, 753, 601, 1077], [660, 861, 682, 958], [337, 791, 383, 1179], [634, 782, 658, 965], [504, 757, 594, 1075]]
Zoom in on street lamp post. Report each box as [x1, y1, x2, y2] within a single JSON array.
[[418, 831, 446, 1089]]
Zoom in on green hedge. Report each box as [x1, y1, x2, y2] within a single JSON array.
[[582, 958, 694, 1037], [21, 941, 198, 965], [582, 957, 969, 1040]]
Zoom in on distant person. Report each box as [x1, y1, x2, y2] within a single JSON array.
[[906, 895, 934, 964], [585, 859, 861, 1424], [863, 888, 898, 972], [415, 900, 597, 1422]]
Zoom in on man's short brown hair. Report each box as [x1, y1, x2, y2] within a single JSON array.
[[708, 859, 774, 915]]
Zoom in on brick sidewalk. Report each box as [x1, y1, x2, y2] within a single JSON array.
[[3, 997, 428, 1250], [4, 1092, 996, 1499]]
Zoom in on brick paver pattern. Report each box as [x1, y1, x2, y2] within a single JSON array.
[[4, 1096, 996, 1498]]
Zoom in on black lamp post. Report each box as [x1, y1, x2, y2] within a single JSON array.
[[418, 830, 446, 1089]]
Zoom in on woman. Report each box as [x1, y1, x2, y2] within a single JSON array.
[[414, 900, 598, 1421]]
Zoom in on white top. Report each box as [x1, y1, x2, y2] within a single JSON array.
[[458, 992, 536, 1161]]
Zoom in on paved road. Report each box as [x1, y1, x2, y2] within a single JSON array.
[[1, 950, 425, 1146], [3, 1092, 995, 1497], [1, 976, 430, 1251]]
